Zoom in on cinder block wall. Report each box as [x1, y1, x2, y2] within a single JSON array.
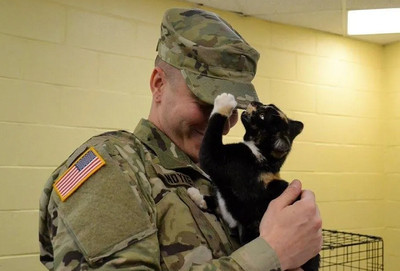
[[383, 42, 400, 271], [0, 0, 398, 270]]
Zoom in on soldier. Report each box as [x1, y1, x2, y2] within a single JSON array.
[[39, 8, 322, 271]]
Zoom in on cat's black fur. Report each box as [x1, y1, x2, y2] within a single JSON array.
[[199, 93, 320, 271]]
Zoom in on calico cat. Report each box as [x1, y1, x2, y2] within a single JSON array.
[[194, 93, 320, 271]]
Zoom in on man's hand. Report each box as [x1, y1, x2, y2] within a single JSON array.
[[259, 180, 322, 270]]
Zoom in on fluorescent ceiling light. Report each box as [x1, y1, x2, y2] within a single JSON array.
[[348, 8, 400, 35]]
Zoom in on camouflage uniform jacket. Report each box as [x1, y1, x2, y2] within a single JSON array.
[[39, 119, 281, 271]]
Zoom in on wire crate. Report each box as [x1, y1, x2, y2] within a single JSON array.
[[320, 229, 384, 271]]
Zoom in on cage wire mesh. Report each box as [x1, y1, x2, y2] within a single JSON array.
[[320, 229, 384, 271]]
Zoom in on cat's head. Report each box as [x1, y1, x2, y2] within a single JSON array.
[[241, 101, 304, 161]]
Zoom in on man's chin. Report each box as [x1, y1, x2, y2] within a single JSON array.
[[186, 144, 201, 163], [186, 150, 199, 163]]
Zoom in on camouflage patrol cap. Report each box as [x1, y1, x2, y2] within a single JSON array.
[[157, 8, 260, 109]]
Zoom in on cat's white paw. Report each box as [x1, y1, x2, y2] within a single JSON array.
[[187, 187, 208, 209], [211, 93, 237, 117]]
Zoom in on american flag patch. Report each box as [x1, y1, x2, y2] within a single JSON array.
[[54, 147, 105, 202]]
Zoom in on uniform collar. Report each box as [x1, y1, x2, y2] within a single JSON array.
[[134, 119, 207, 175]]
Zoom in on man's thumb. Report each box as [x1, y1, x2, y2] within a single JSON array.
[[276, 179, 302, 207]]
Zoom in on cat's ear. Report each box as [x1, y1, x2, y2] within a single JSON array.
[[289, 120, 304, 140]]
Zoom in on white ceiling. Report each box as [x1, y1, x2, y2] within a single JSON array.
[[184, 0, 400, 45]]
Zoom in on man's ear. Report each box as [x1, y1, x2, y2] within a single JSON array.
[[150, 67, 166, 102]]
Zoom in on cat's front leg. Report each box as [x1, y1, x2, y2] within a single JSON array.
[[211, 93, 237, 117]]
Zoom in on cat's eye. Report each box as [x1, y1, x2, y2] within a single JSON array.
[[259, 113, 265, 120]]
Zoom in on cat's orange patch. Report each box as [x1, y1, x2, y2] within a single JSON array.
[[245, 103, 257, 114], [259, 172, 281, 186]]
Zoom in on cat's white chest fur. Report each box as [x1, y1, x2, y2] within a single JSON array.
[[187, 187, 238, 228], [216, 191, 238, 228], [243, 140, 264, 162]]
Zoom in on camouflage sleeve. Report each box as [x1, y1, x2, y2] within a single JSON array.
[[39, 136, 159, 270], [230, 237, 281, 271], [162, 239, 281, 271], [39, 132, 282, 271], [176, 239, 280, 271]]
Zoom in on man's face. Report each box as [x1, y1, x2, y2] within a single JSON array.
[[157, 69, 238, 163]]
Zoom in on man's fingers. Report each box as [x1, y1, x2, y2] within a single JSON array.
[[273, 179, 302, 208], [300, 189, 316, 200]]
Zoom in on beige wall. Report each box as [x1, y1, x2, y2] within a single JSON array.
[[0, 0, 398, 270], [383, 41, 400, 271]]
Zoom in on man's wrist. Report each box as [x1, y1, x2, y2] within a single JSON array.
[[260, 235, 289, 270]]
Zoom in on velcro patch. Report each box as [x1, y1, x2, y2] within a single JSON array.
[[54, 147, 105, 202]]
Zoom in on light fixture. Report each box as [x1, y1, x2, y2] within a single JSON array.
[[348, 8, 400, 35]]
